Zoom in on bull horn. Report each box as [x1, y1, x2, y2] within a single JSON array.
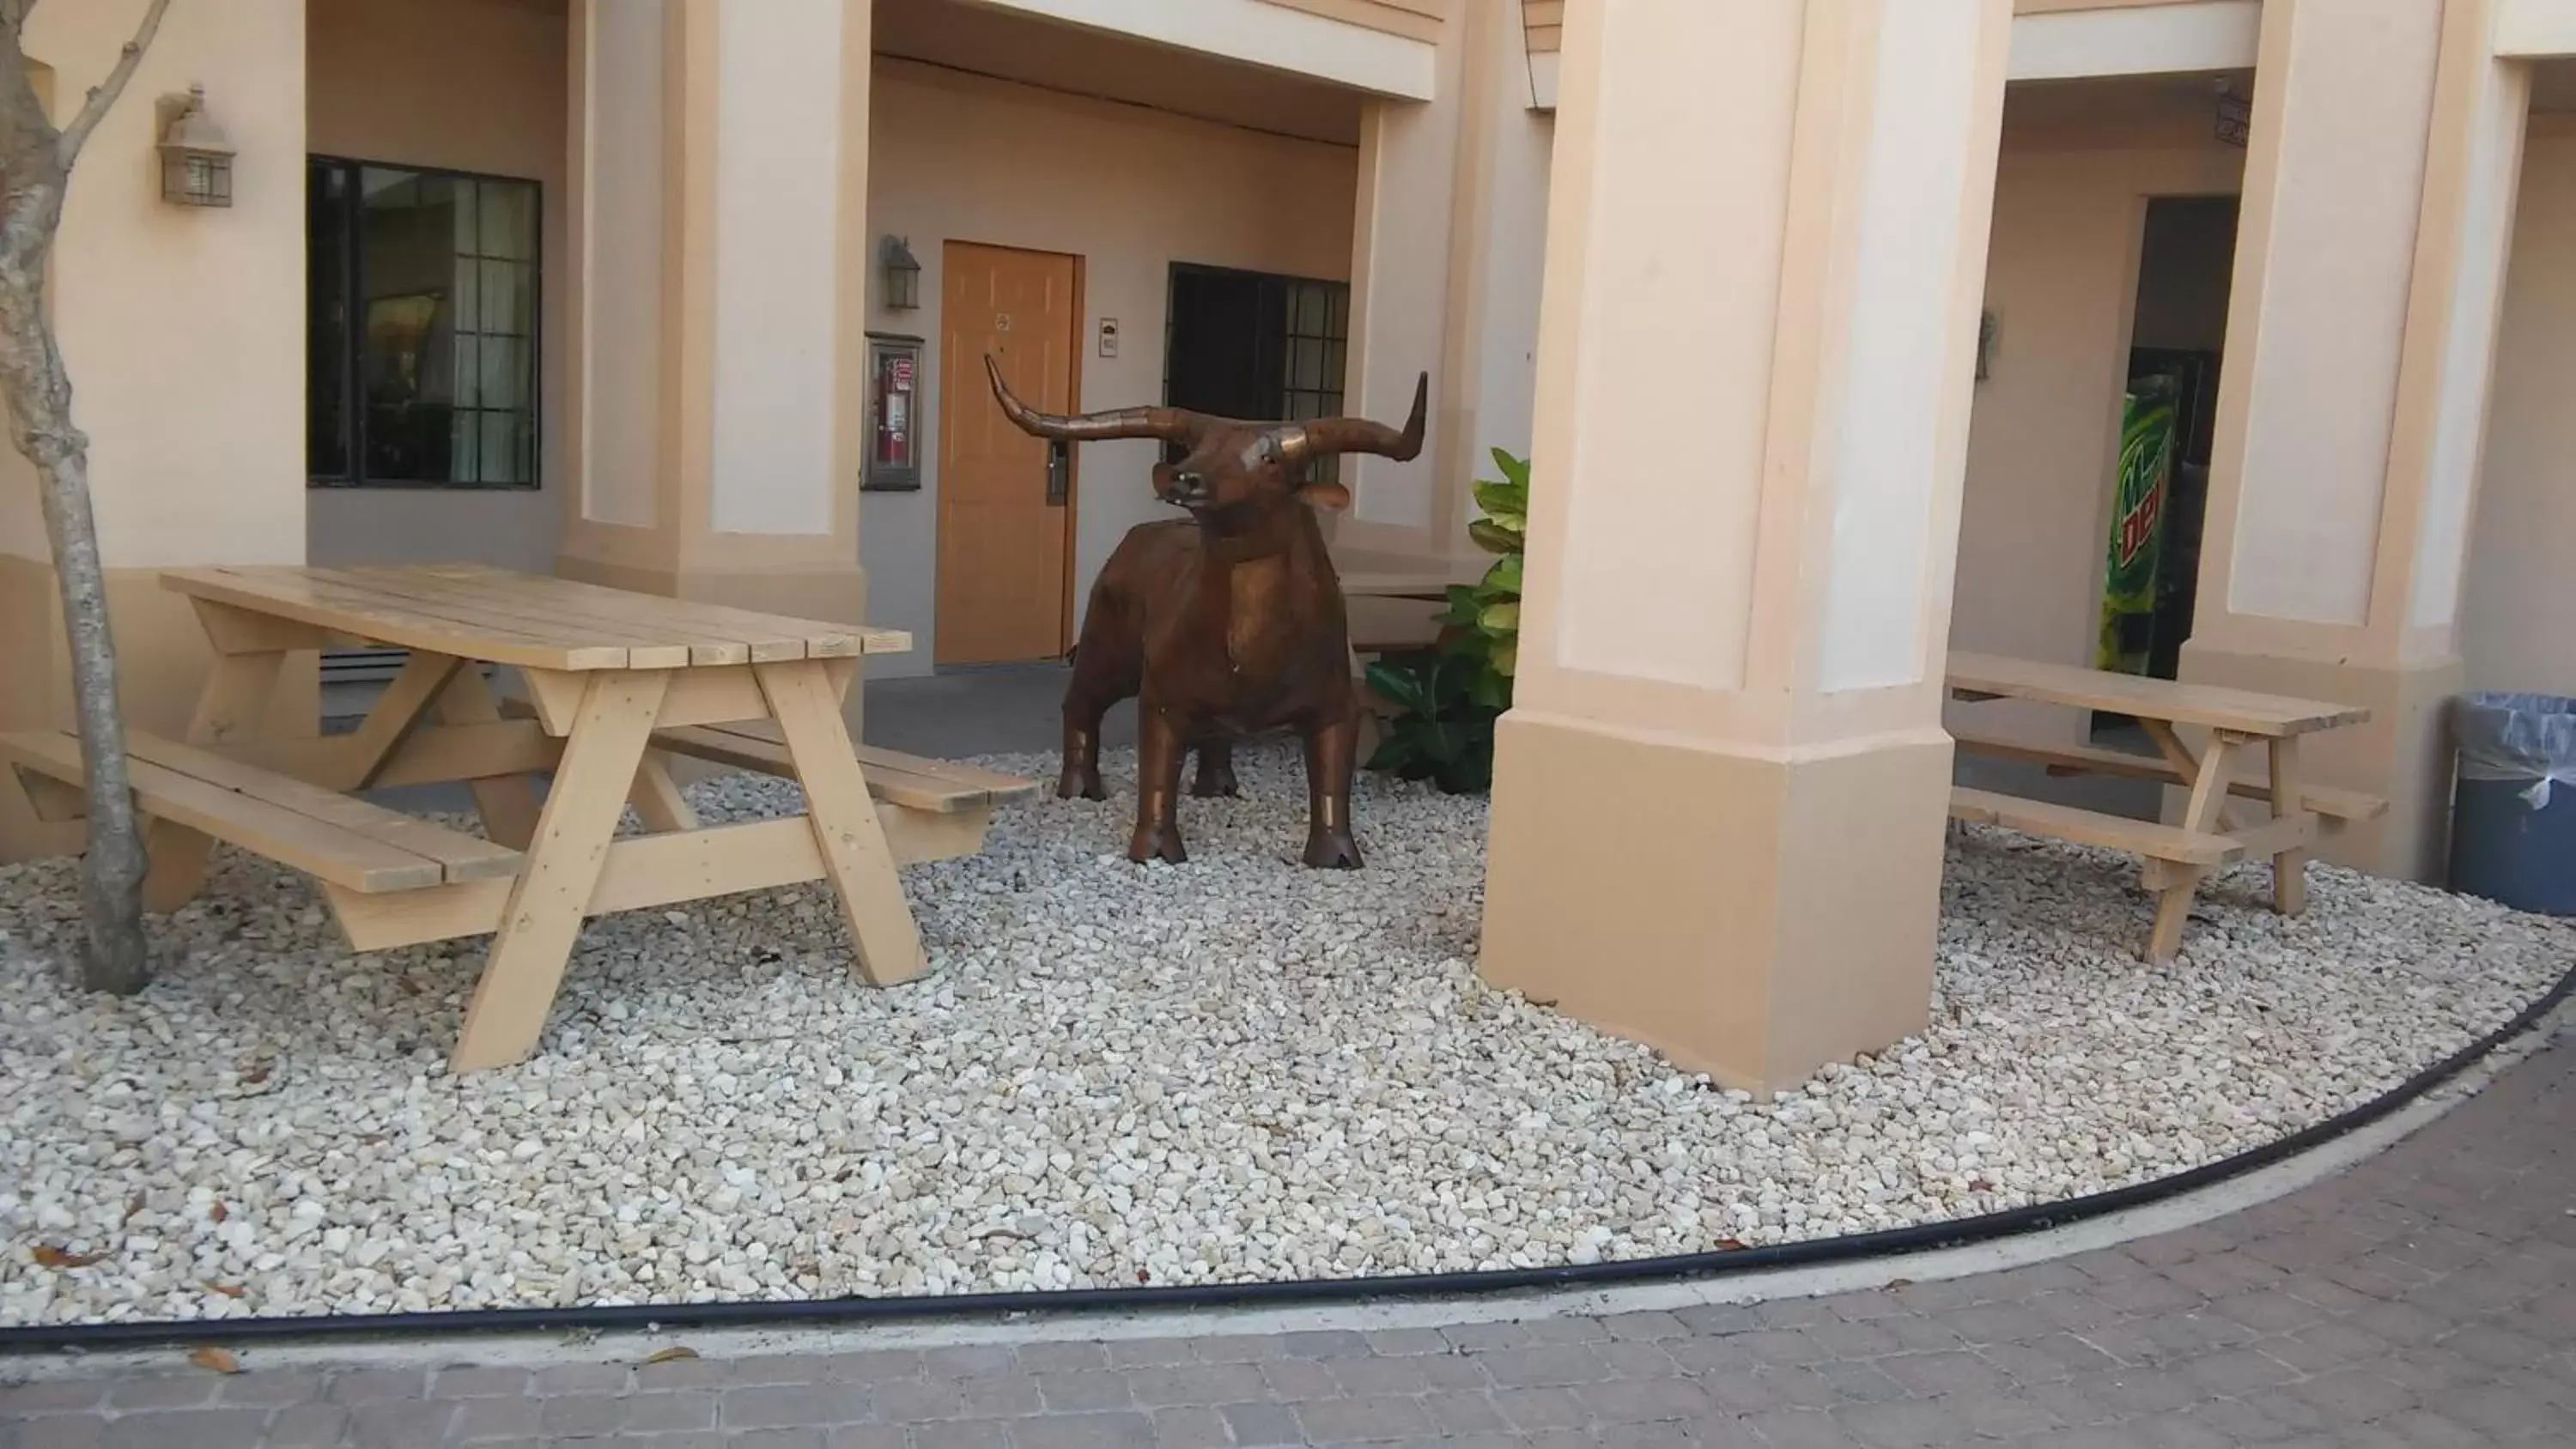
[[984, 355, 1204, 444], [1273, 372, 1429, 464]]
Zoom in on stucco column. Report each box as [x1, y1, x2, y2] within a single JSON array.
[[1479, 0, 2011, 1092], [1335, 0, 1552, 573], [2179, 0, 2528, 881], [556, 0, 872, 644]]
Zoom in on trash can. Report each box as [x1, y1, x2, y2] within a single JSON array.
[[2448, 692, 2576, 915]]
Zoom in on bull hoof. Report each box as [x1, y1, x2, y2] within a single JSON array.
[[1188, 763, 1241, 798], [1057, 768, 1107, 802], [1302, 830, 1364, 870], [1129, 825, 1188, 865]]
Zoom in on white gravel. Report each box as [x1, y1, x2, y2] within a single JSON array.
[[1, 740, 2566, 1326]]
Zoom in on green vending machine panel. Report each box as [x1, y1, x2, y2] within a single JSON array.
[[2095, 374, 2179, 676]]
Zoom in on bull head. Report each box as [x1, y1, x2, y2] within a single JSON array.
[[985, 355, 1427, 524]]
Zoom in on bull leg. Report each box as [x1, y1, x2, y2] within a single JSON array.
[[1060, 712, 1109, 801], [1300, 713, 1364, 870], [1189, 738, 1242, 798], [1057, 650, 1121, 804], [1131, 708, 1189, 864]]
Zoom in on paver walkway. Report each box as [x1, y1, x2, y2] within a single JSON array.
[[3, 1022, 2569, 1448]]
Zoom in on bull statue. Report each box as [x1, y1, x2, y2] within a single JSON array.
[[983, 355, 1428, 870]]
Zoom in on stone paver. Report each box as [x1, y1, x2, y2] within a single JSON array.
[[3, 1028, 2569, 1447]]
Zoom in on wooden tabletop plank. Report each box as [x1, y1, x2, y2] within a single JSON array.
[[164, 567, 629, 670], [303, 567, 702, 670], [164, 565, 913, 668], [410, 565, 773, 664], [1945, 651, 2369, 737], [410, 562, 910, 659]]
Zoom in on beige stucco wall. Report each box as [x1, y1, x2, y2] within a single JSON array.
[[2464, 124, 2576, 695], [303, 0, 570, 575], [1947, 134, 2243, 747], [18, 0, 307, 571], [858, 58, 1358, 677], [3, 0, 316, 862]]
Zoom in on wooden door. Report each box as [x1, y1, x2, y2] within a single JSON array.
[[937, 242, 1080, 664]]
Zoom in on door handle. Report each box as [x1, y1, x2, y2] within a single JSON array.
[[1045, 440, 1069, 506]]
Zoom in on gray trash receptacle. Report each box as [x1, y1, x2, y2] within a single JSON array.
[[2448, 692, 2576, 915]]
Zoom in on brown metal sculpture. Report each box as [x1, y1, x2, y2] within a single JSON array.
[[985, 355, 1428, 869]]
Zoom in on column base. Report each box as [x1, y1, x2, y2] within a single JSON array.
[[1479, 710, 1952, 1094], [2176, 642, 2460, 883], [0, 556, 319, 864]]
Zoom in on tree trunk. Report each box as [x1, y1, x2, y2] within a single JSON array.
[[0, 253, 148, 994], [0, 0, 175, 994]]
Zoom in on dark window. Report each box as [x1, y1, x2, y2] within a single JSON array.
[[1162, 263, 1350, 482], [307, 156, 540, 488]]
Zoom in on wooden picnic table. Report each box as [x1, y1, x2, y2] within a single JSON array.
[[0, 564, 1045, 1074], [1943, 650, 2383, 963]]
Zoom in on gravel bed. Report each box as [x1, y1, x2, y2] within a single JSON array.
[[1, 741, 2567, 1326]]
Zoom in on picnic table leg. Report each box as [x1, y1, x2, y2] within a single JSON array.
[[330, 652, 465, 791], [755, 659, 927, 987], [451, 670, 670, 1073], [2269, 735, 2310, 916], [431, 668, 545, 850], [144, 651, 292, 912], [2146, 736, 2239, 965], [628, 749, 701, 834]]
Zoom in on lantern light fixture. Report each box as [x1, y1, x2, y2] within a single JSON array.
[[156, 84, 234, 208], [880, 234, 921, 311]]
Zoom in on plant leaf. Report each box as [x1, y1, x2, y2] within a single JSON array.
[[1488, 447, 1530, 489], [188, 1346, 243, 1375], [31, 1245, 107, 1269], [1468, 518, 1522, 555], [1363, 658, 1432, 716], [1478, 600, 1521, 635], [643, 1345, 701, 1365], [1431, 584, 1482, 628], [1481, 553, 1522, 594], [202, 1281, 247, 1299], [1472, 478, 1528, 519], [1468, 666, 1512, 711], [1491, 639, 1518, 677]]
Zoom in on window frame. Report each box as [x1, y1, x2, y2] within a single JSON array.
[[1159, 261, 1350, 416], [1159, 262, 1352, 486], [306, 153, 545, 492]]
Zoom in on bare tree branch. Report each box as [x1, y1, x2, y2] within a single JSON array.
[[55, 0, 168, 169]]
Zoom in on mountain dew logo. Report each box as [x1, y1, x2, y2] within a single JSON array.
[[2114, 456, 2166, 572], [2106, 385, 2177, 591], [2096, 379, 2179, 674]]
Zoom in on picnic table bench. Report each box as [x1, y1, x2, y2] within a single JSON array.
[[1943, 650, 2385, 963], [1, 563, 1033, 1073]]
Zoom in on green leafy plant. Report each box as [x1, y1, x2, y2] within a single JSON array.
[[1363, 447, 1527, 793]]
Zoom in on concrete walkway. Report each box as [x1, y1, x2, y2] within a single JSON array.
[[3, 1017, 2567, 1448]]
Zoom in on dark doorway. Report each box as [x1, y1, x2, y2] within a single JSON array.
[[2092, 195, 2239, 739]]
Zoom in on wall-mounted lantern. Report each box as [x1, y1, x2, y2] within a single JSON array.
[[2213, 84, 2251, 149], [879, 235, 922, 311], [156, 84, 234, 208]]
